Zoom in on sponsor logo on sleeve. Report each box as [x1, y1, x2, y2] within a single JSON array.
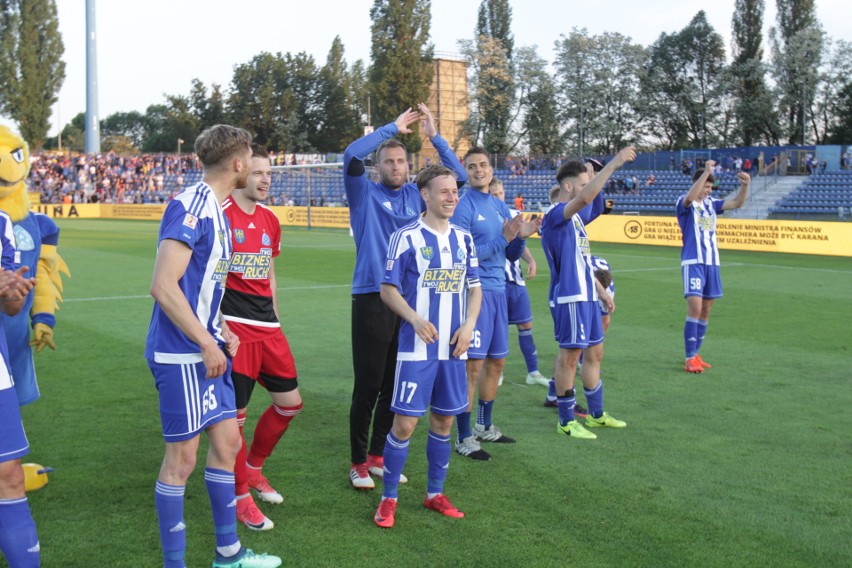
[[183, 213, 198, 229]]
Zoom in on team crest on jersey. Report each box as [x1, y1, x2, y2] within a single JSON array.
[[420, 246, 434, 260], [234, 229, 246, 244], [456, 247, 466, 261], [405, 207, 417, 216], [182, 213, 198, 229], [262, 232, 271, 246], [12, 225, 34, 251]]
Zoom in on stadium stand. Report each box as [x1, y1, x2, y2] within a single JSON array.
[[769, 171, 852, 219]]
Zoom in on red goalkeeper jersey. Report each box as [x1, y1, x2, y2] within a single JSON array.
[[221, 197, 282, 343]]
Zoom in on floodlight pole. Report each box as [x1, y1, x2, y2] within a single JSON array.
[[85, 0, 101, 154]]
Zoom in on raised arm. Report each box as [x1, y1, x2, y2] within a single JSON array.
[[722, 172, 750, 211], [420, 103, 467, 186], [343, 108, 420, 206], [564, 147, 636, 220]]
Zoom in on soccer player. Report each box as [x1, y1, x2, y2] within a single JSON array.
[[544, 257, 614, 412], [540, 147, 635, 440], [487, 178, 548, 387], [451, 148, 540, 460], [677, 161, 750, 373], [221, 145, 302, 531], [0, 211, 39, 568], [145, 125, 280, 568], [345, 104, 466, 489], [373, 165, 481, 529]]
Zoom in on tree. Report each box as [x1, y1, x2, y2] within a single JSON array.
[[189, 79, 225, 130], [813, 38, 852, 144], [0, 0, 65, 149], [769, 0, 821, 143], [464, 0, 515, 154], [554, 29, 646, 155], [642, 12, 726, 149], [368, 0, 433, 154], [460, 35, 514, 154], [312, 37, 361, 152], [477, 0, 513, 59], [227, 51, 320, 152], [771, 25, 824, 143], [515, 47, 563, 155], [729, 0, 779, 145], [826, 81, 852, 144], [101, 111, 147, 149]]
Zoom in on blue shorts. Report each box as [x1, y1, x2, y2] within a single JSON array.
[[391, 359, 468, 417], [506, 282, 533, 325], [683, 264, 723, 299], [550, 301, 603, 349], [469, 289, 509, 359], [149, 359, 237, 442], [0, 384, 29, 463]]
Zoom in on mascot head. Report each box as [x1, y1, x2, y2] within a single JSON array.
[[0, 125, 30, 198], [0, 125, 32, 221]]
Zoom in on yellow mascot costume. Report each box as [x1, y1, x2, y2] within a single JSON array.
[[0, 125, 69, 405]]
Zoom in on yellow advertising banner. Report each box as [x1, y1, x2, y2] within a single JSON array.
[[268, 206, 350, 229], [100, 204, 167, 220], [585, 215, 852, 257], [30, 203, 101, 218], [31, 203, 850, 257]]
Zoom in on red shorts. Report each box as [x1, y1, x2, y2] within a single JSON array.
[[232, 332, 298, 383]]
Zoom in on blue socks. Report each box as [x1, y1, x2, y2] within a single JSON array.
[[557, 390, 576, 426], [585, 381, 604, 419], [456, 411, 472, 442], [381, 432, 410, 499], [154, 481, 186, 568], [547, 378, 556, 400], [203, 468, 240, 556], [426, 431, 451, 495], [696, 319, 708, 353], [518, 329, 538, 373], [0, 496, 40, 568], [476, 399, 494, 429], [684, 317, 700, 358]]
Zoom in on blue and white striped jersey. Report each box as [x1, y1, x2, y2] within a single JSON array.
[[504, 209, 526, 286], [145, 183, 232, 364], [383, 219, 480, 361], [676, 196, 725, 266], [590, 255, 616, 312], [0, 211, 18, 270], [540, 202, 598, 305], [0, 211, 16, 381]]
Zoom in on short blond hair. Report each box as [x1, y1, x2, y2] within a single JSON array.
[[194, 125, 252, 168], [549, 184, 561, 204]]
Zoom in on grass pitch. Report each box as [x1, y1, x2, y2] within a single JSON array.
[[14, 219, 852, 567]]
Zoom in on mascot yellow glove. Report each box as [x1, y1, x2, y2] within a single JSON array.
[[30, 244, 70, 351], [30, 323, 55, 352]]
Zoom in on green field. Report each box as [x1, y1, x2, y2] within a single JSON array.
[[13, 219, 852, 567]]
